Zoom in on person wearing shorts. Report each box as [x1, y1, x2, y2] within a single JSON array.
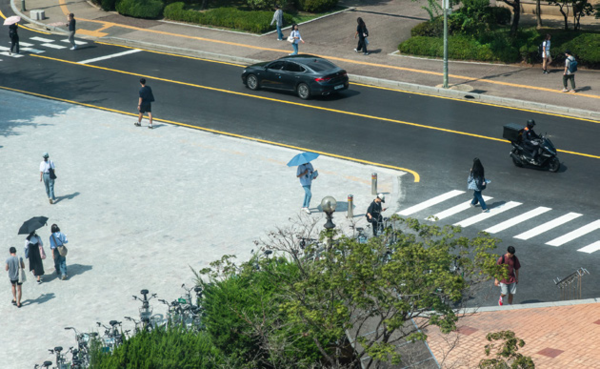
[[495, 246, 520, 306], [135, 78, 155, 129], [6, 247, 25, 308]]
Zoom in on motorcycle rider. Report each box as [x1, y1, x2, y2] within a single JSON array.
[[523, 119, 541, 162]]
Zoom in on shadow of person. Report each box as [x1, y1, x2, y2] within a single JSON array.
[[67, 264, 93, 278], [21, 293, 56, 306], [53, 192, 80, 204], [366, 48, 382, 54]]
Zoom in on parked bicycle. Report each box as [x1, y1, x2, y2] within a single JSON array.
[[250, 248, 273, 271], [159, 284, 204, 331], [64, 326, 97, 368], [33, 360, 53, 368], [125, 289, 163, 332], [297, 237, 325, 262], [46, 346, 69, 369], [96, 320, 124, 353]]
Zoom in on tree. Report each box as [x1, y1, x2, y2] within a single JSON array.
[[548, 0, 571, 30], [501, 0, 522, 36], [199, 216, 504, 368], [479, 330, 535, 368], [572, 0, 594, 30], [536, 0, 543, 28]]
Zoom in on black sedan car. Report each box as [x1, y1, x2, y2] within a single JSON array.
[[241, 55, 349, 100]]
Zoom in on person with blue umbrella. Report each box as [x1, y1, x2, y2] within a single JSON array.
[[288, 152, 319, 214]]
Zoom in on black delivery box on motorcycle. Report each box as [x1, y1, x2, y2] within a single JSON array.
[[503, 123, 523, 143]]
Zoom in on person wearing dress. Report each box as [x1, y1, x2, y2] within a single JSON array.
[[25, 232, 45, 284]]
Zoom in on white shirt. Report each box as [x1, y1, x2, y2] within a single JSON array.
[[565, 56, 575, 75], [40, 160, 55, 173], [543, 40, 551, 58]]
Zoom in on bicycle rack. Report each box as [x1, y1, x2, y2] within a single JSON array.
[[553, 267, 590, 300]]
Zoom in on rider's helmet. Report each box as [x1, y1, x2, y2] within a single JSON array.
[[377, 193, 386, 203], [526, 119, 536, 128]]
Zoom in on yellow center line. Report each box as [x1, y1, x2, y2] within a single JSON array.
[[29, 54, 600, 161], [0, 84, 420, 181]]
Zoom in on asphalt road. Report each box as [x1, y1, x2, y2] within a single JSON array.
[[1, 20, 599, 306]]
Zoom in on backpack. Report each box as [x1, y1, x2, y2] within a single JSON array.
[[568, 57, 578, 73], [538, 43, 544, 58]]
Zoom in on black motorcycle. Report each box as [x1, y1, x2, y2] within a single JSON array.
[[503, 123, 560, 172]]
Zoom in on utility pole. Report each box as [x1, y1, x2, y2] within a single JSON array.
[[443, 0, 449, 88]]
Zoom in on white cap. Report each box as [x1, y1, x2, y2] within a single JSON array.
[[377, 193, 385, 203]]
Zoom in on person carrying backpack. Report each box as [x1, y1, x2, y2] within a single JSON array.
[[541, 34, 552, 74], [562, 50, 577, 93]]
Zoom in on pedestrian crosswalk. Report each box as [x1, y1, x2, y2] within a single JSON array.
[[397, 190, 600, 254], [0, 37, 88, 58]]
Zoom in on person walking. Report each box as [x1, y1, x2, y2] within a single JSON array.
[[8, 22, 19, 55], [354, 17, 369, 56], [468, 157, 489, 213], [25, 232, 45, 284], [40, 152, 56, 204], [270, 5, 284, 41], [49, 224, 69, 280], [135, 78, 155, 128], [6, 247, 26, 308], [65, 13, 77, 50], [297, 161, 315, 214], [289, 24, 304, 56], [495, 246, 521, 306], [562, 50, 577, 93], [541, 34, 552, 74], [366, 194, 387, 236]]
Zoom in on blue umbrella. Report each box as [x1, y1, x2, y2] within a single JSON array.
[[287, 152, 319, 167]]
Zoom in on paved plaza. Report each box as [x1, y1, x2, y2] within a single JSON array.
[[0, 89, 405, 368]]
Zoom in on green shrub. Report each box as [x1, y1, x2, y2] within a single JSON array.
[[90, 326, 221, 368], [296, 0, 338, 13], [98, 0, 117, 11], [164, 3, 294, 33], [116, 0, 164, 18], [484, 6, 511, 25], [399, 35, 502, 62], [563, 33, 600, 66]]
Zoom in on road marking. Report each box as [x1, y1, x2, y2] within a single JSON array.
[[78, 49, 142, 65], [546, 220, 600, 246], [578, 241, 600, 254], [20, 48, 45, 54], [484, 207, 552, 234], [30, 37, 55, 42], [454, 201, 522, 228], [0, 51, 24, 57], [61, 39, 88, 45], [514, 212, 583, 240], [28, 54, 600, 161], [19, 42, 34, 47], [41, 43, 67, 49], [398, 190, 464, 216], [0, 85, 418, 181], [426, 197, 492, 220]]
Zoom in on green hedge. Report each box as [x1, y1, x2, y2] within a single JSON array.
[[296, 0, 338, 12], [399, 35, 499, 61], [164, 3, 294, 33], [90, 326, 221, 368], [563, 33, 600, 67], [116, 0, 164, 19]]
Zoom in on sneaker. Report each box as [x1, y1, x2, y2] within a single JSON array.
[[277, 38, 283, 41], [543, 70, 548, 74], [470, 203, 476, 208], [302, 208, 311, 214], [70, 47, 75, 50], [62, 275, 67, 280], [134, 121, 141, 127], [37, 279, 42, 284], [49, 198, 53, 204], [482, 209, 490, 213], [148, 125, 153, 129], [354, 48, 358, 53], [562, 88, 569, 92], [498, 296, 503, 306], [570, 90, 577, 94], [364, 52, 369, 55]]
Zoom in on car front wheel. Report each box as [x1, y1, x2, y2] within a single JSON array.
[[297, 83, 310, 100], [246, 74, 259, 90]]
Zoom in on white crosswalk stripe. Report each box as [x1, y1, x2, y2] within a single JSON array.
[[60, 39, 88, 45], [30, 37, 55, 42], [454, 201, 522, 228], [514, 212, 582, 240], [20, 48, 45, 54], [398, 190, 464, 216], [427, 197, 492, 221], [41, 43, 67, 49], [578, 241, 600, 254], [19, 42, 34, 47], [485, 207, 552, 234], [546, 220, 600, 246]]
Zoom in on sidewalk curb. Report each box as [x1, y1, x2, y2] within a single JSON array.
[[461, 297, 600, 314], [11, 0, 600, 121]]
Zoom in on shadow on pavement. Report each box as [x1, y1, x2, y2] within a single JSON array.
[[521, 299, 546, 304], [22, 293, 56, 306], [54, 192, 81, 204], [68, 264, 93, 279]]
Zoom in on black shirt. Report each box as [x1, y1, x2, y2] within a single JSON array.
[[68, 19, 76, 31], [139, 86, 155, 105], [357, 25, 368, 39], [367, 200, 382, 219], [9, 24, 18, 36]]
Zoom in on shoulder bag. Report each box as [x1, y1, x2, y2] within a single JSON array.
[[52, 234, 68, 257], [18, 257, 26, 283], [287, 35, 294, 43], [38, 242, 47, 260]]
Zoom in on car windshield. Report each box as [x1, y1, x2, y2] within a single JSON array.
[[305, 60, 337, 72]]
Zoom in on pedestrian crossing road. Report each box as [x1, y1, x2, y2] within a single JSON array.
[[398, 190, 600, 254], [0, 36, 88, 58]]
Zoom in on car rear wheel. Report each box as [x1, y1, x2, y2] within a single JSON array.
[[246, 74, 259, 90], [297, 83, 310, 100]]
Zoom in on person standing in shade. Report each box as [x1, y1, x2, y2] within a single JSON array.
[[366, 194, 387, 236], [25, 232, 45, 284], [270, 5, 284, 41], [541, 34, 552, 74], [6, 247, 26, 308], [468, 157, 489, 213], [135, 78, 155, 128], [354, 17, 369, 56], [40, 152, 56, 204], [65, 13, 76, 50], [562, 50, 577, 93], [8, 22, 19, 55], [495, 246, 521, 306], [297, 161, 314, 214], [49, 224, 69, 280], [289, 24, 304, 56]]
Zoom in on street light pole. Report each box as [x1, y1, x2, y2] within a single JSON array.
[[443, 0, 449, 89]]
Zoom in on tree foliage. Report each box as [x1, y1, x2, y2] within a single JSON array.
[[199, 216, 503, 368], [479, 330, 535, 368]]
